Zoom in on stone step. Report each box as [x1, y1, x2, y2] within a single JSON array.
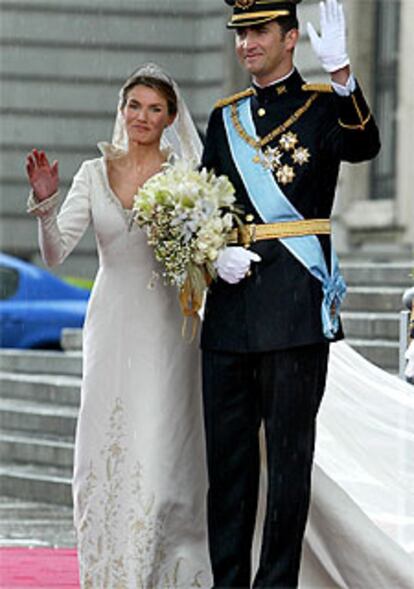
[[347, 339, 399, 371], [0, 463, 72, 506], [0, 372, 81, 406], [0, 430, 74, 469], [342, 286, 406, 313], [0, 349, 82, 377], [340, 262, 413, 287], [0, 397, 78, 438], [0, 495, 75, 548], [341, 312, 400, 340]]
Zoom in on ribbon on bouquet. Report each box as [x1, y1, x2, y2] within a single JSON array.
[[179, 269, 211, 342]]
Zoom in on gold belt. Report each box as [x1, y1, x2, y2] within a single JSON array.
[[228, 219, 331, 247]]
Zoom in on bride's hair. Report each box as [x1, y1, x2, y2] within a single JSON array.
[[121, 75, 178, 116], [99, 64, 202, 161]]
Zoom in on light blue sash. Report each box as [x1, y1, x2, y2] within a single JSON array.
[[223, 98, 346, 339]]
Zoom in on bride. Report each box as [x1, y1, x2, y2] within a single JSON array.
[[26, 64, 212, 588], [26, 61, 413, 588]]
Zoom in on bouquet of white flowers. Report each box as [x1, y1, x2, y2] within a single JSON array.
[[131, 159, 240, 319]]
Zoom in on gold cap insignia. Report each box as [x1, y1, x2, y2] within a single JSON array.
[[235, 0, 255, 8]]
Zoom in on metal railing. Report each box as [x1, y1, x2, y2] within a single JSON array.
[[399, 287, 414, 381]]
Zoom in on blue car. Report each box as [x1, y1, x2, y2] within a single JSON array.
[[0, 253, 89, 349]]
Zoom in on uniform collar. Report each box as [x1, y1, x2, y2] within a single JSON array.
[[252, 69, 304, 103]]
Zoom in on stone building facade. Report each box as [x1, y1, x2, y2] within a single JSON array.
[[0, 0, 412, 280]]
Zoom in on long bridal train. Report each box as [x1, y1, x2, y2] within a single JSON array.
[[302, 341, 414, 588], [252, 341, 414, 588]]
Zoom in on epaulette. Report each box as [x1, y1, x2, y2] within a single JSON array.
[[302, 83, 333, 93], [214, 88, 255, 109]]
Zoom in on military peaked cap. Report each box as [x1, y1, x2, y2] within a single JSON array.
[[224, 0, 302, 29]]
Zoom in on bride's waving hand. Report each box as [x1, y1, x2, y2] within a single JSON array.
[[26, 148, 59, 201]]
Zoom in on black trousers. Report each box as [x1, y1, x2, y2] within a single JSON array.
[[202, 343, 329, 589]]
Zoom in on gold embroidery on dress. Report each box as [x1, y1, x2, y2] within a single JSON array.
[[76, 398, 207, 588]]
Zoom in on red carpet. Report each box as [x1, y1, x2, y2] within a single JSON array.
[[0, 548, 80, 588]]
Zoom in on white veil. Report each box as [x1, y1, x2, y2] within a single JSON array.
[[98, 63, 203, 164], [301, 341, 414, 588]]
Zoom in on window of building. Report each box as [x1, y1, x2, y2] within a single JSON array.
[[370, 0, 400, 200]]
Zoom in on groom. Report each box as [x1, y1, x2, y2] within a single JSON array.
[[201, 1, 380, 587]]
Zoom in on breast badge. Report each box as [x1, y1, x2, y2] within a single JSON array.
[[231, 93, 318, 185], [253, 133, 310, 184], [276, 165, 296, 185]]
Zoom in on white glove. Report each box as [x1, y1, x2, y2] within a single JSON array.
[[216, 247, 261, 285], [307, 0, 350, 73]]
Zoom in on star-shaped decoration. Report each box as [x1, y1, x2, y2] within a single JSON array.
[[279, 131, 298, 152], [292, 146, 311, 166], [263, 146, 284, 170], [276, 165, 295, 185]]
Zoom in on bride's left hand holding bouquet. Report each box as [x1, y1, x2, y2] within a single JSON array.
[[131, 158, 239, 326]]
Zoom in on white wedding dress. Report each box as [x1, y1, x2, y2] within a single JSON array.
[[29, 157, 213, 588]]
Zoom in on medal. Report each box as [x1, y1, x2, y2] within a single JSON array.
[[276, 165, 295, 185], [279, 132, 299, 152], [251, 138, 309, 184], [252, 146, 284, 170], [292, 147, 311, 166], [231, 94, 318, 184]]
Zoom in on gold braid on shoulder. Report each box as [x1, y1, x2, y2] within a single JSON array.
[[215, 88, 255, 109], [302, 83, 333, 93]]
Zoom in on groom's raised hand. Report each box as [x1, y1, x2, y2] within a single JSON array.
[[306, 0, 350, 74]]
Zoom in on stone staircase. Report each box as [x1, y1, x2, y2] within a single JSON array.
[[340, 261, 412, 373], [0, 261, 412, 507], [0, 350, 81, 506]]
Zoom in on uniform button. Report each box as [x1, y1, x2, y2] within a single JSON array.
[[257, 108, 266, 117], [246, 214, 254, 222]]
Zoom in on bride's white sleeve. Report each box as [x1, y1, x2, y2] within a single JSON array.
[[27, 161, 92, 267]]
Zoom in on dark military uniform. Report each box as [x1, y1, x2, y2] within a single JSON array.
[[202, 70, 380, 352], [201, 69, 380, 588]]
